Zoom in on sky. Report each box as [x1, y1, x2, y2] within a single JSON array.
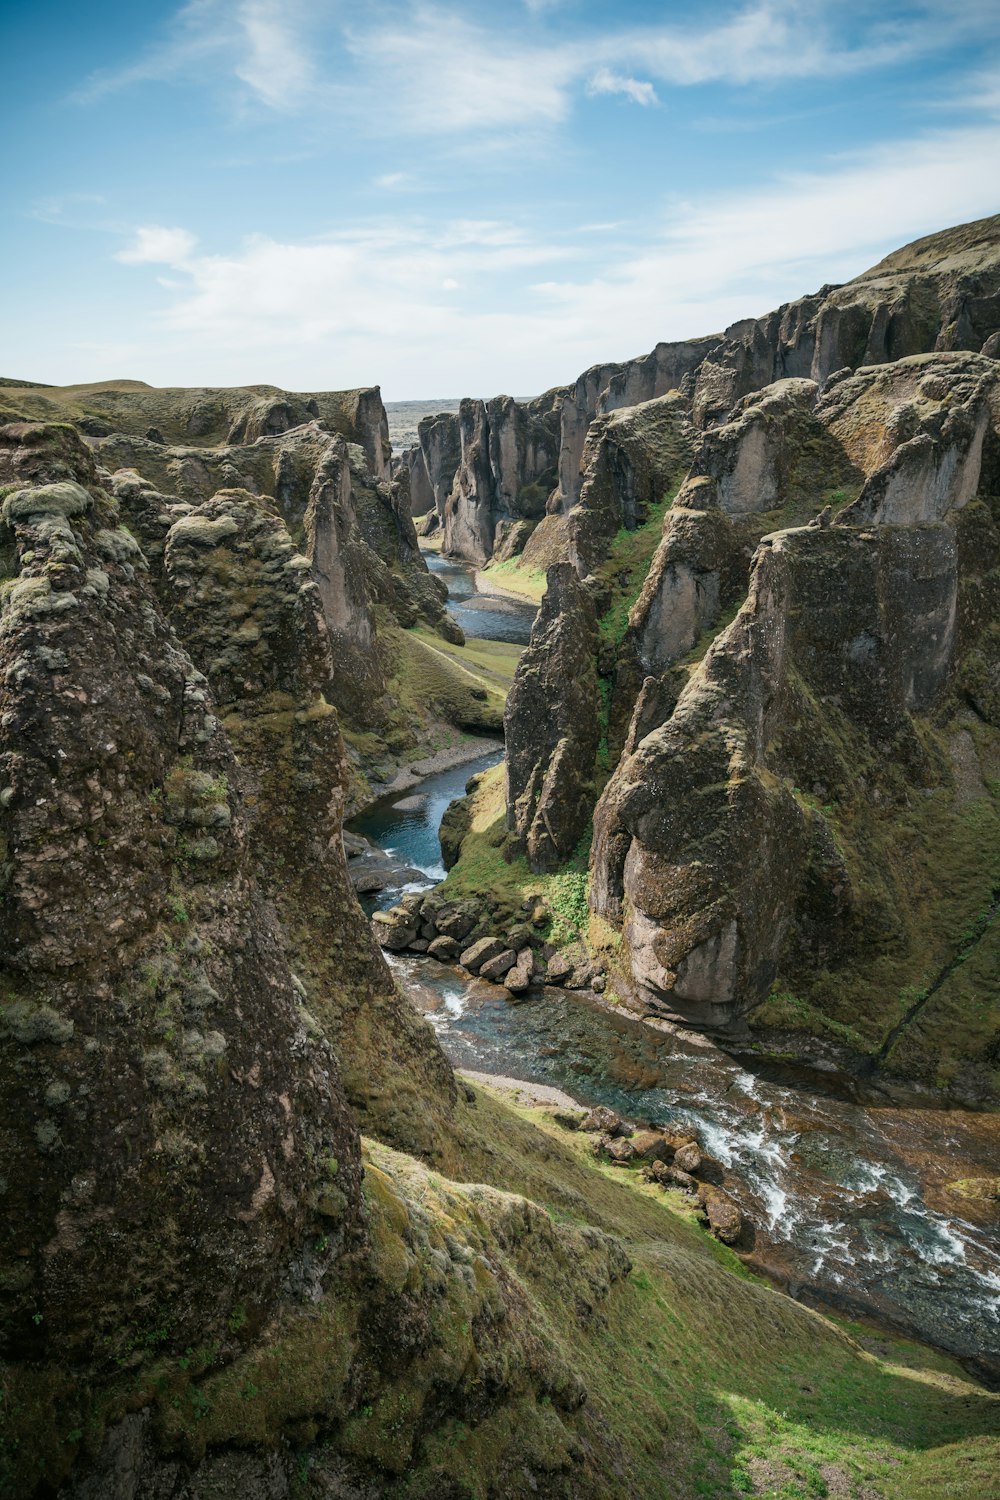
[[2, 0, 1000, 399]]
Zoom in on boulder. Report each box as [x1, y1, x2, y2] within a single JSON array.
[[436, 905, 480, 941], [459, 936, 507, 973], [371, 912, 418, 951], [581, 1106, 629, 1137], [479, 948, 518, 982], [605, 1137, 637, 1165], [427, 935, 461, 960], [630, 1130, 673, 1163], [673, 1141, 704, 1176], [699, 1185, 744, 1245], [505, 923, 534, 951], [504, 948, 535, 994], [545, 951, 574, 984]]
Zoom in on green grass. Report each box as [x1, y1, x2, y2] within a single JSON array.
[[436, 764, 596, 940], [481, 555, 548, 603], [4, 1081, 998, 1499], [595, 494, 675, 648], [444, 1087, 1000, 1500]]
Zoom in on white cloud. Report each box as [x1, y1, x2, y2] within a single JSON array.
[[70, 1, 1000, 142], [531, 120, 1000, 352], [232, 0, 314, 109], [97, 113, 1000, 397], [116, 225, 198, 265], [74, 0, 315, 112], [374, 171, 409, 189], [346, 8, 578, 134], [587, 68, 658, 106]]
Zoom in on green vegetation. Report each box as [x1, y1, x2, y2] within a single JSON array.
[[383, 623, 519, 739], [6, 1084, 996, 1498], [595, 493, 675, 649], [481, 555, 548, 603], [756, 709, 1000, 1091], [436, 765, 596, 941]]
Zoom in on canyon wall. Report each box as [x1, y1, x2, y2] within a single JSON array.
[[496, 214, 1000, 1095]]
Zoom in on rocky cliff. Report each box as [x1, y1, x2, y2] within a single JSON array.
[[0, 380, 505, 800], [477, 216, 1000, 1097], [0, 421, 366, 1383]]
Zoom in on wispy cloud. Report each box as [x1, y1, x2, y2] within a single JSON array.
[[116, 225, 199, 265], [28, 193, 110, 230], [74, 0, 316, 112], [587, 68, 658, 106], [345, 7, 578, 134], [73, 0, 999, 138], [100, 110, 1000, 396]]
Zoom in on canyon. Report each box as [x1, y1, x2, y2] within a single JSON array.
[[2, 213, 1000, 1498]]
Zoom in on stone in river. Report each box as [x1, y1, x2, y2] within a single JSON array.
[[479, 948, 518, 982], [459, 936, 507, 973], [427, 936, 460, 960]]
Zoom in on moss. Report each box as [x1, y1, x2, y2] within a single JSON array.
[[3, 1086, 999, 1498]]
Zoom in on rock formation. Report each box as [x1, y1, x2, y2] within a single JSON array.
[[590, 347, 1000, 1069], [474, 214, 1000, 1094], [0, 424, 365, 1377], [505, 563, 600, 871], [441, 392, 562, 564]]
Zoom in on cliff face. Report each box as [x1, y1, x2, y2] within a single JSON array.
[[442, 392, 562, 564], [475, 216, 1000, 1093], [555, 338, 721, 515], [60, 391, 462, 778], [0, 422, 639, 1497], [589, 347, 1000, 1086], [0, 425, 365, 1375], [504, 563, 600, 871]]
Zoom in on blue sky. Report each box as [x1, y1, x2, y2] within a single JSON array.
[[3, 0, 1000, 398]]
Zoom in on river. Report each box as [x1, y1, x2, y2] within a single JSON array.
[[348, 543, 1000, 1378]]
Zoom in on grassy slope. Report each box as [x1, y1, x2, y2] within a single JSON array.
[[441, 1088, 1000, 1500], [16, 1083, 994, 1499], [481, 555, 548, 603]]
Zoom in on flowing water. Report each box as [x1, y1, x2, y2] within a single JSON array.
[[351, 545, 1000, 1375], [423, 549, 537, 645]]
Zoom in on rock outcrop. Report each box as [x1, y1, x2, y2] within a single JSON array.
[[442, 392, 562, 564], [0, 379, 391, 478], [555, 338, 721, 514], [568, 392, 696, 579], [0, 425, 365, 1375], [505, 564, 600, 871], [591, 348, 1000, 1045]]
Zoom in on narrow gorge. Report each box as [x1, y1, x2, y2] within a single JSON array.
[[3, 213, 1000, 1500]]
